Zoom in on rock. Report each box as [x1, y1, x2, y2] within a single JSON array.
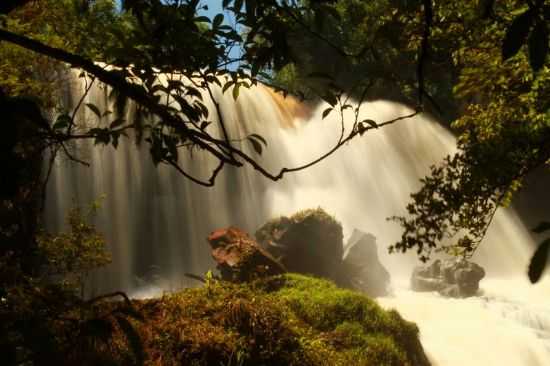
[[256, 211, 392, 297], [411, 260, 446, 292], [411, 258, 485, 298], [342, 229, 391, 296], [255, 208, 344, 280], [207, 227, 286, 282]]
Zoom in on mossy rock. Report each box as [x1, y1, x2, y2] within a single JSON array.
[[77, 274, 430, 366], [255, 208, 345, 280]]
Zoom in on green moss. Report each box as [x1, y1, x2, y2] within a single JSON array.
[[255, 207, 342, 245], [82, 274, 429, 366]]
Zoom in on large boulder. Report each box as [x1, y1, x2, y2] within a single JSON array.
[[411, 258, 485, 298], [207, 227, 286, 282], [256, 209, 391, 297], [255, 208, 344, 280], [342, 229, 391, 296]]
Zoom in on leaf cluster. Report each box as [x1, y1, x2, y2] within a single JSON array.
[[0, 203, 123, 366], [391, 0, 550, 272]]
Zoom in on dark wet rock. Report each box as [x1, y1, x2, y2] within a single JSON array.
[[342, 229, 391, 296], [411, 258, 485, 298], [207, 227, 286, 282], [256, 209, 392, 297], [255, 208, 344, 280]]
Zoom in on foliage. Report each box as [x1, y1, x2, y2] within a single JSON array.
[[0, 204, 114, 365], [0, 0, 134, 106], [67, 273, 429, 366], [267, 0, 550, 277], [0, 0, 427, 188], [255, 207, 342, 245], [389, 0, 550, 270], [37, 202, 111, 292], [271, 0, 460, 119]]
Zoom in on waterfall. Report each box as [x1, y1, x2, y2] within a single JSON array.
[[45, 72, 550, 365]]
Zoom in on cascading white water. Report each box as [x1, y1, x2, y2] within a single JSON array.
[[45, 73, 550, 365]]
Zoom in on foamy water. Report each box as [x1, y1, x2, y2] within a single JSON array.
[[379, 277, 550, 366]]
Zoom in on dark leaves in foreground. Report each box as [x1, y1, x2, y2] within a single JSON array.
[[501, 4, 549, 71]]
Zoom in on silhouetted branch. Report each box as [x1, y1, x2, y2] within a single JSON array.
[[0, 26, 419, 186], [86, 291, 131, 305], [166, 158, 225, 187]]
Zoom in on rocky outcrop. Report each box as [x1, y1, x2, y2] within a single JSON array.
[[255, 208, 344, 280], [256, 209, 391, 297], [342, 229, 391, 297], [411, 258, 485, 298], [207, 227, 286, 282]]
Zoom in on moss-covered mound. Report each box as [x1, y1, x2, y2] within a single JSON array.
[[255, 208, 345, 280], [75, 274, 429, 366], [255, 208, 343, 247]]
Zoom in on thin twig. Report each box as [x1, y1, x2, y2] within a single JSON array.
[[165, 158, 225, 187]]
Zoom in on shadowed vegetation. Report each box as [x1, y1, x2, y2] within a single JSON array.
[[77, 274, 429, 366]]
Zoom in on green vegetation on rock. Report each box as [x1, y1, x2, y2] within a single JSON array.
[[255, 207, 342, 245], [79, 274, 429, 366]]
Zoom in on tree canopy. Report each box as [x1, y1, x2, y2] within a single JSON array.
[[1, 0, 549, 277]]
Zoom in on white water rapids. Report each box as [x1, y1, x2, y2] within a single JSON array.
[[45, 74, 550, 365]]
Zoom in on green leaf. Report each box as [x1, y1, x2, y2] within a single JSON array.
[[213, 14, 224, 28], [502, 9, 534, 60], [357, 123, 367, 136], [112, 132, 120, 149], [234, 0, 244, 13], [532, 221, 550, 233], [528, 238, 550, 283], [53, 114, 71, 129], [322, 93, 338, 107], [322, 107, 333, 119], [528, 21, 549, 71], [232, 83, 240, 100], [194, 16, 210, 23], [363, 119, 378, 128], [248, 136, 263, 155], [85, 103, 102, 118], [109, 118, 125, 129], [248, 133, 267, 147], [222, 81, 234, 94], [186, 87, 203, 100]]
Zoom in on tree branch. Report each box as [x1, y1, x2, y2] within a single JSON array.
[[165, 158, 225, 187], [0, 28, 232, 164]]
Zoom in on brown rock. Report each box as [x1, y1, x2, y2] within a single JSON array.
[[207, 227, 286, 282]]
